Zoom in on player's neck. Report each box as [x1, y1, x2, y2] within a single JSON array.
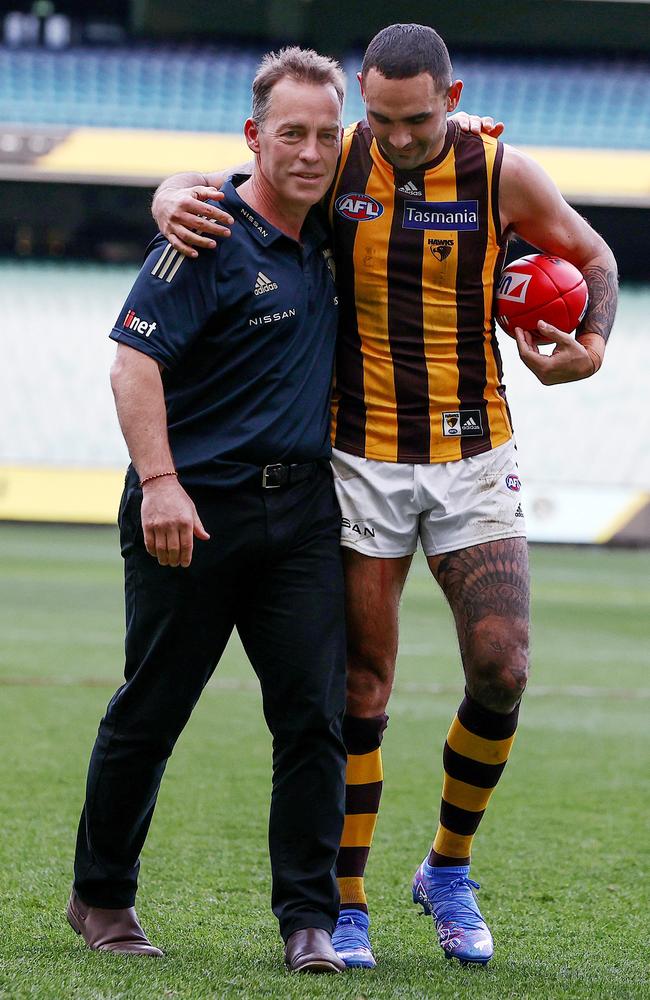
[[238, 172, 307, 243]]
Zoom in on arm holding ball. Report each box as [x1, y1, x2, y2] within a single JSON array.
[[499, 146, 618, 385]]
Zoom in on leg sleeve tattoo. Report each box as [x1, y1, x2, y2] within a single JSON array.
[[434, 538, 530, 631]]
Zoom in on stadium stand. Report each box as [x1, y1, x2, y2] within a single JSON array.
[[0, 45, 649, 148], [1, 259, 645, 486], [0, 260, 130, 467], [1, 34, 648, 539], [344, 53, 650, 150]]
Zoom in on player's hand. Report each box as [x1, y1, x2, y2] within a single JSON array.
[[152, 186, 234, 258], [140, 477, 210, 567], [451, 112, 505, 138], [514, 322, 598, 384]]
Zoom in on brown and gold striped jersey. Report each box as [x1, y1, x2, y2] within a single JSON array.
[[327, 119, 512, 464]]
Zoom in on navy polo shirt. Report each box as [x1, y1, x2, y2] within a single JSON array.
[[110, 179, 339, 488]]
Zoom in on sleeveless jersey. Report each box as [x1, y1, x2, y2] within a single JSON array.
[[327, 119, 512, 464]]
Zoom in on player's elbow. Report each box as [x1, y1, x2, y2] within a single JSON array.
[[110, 345, 162, 399]]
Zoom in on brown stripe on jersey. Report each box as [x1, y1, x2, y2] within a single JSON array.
[[454, 134, 491, 458], [489, 240, 514, 433], [491, 141, 505, 245], [332, 125, 374, 454], [387, 167, 430, 461], [487, 141, 513, 432]]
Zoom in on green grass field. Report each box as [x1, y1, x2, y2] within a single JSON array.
[[0, 523, 648, 1000]]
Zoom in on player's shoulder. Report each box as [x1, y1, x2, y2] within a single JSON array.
[[139, 234, 222, 293], [499, 142, 549, 189], [343, 119, 373, 147], [452, 122, 501, 154]]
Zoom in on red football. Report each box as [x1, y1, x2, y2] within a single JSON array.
[[495, 254, 588, 342]]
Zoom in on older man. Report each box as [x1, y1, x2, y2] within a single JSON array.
[[68, 47, 349, 974]]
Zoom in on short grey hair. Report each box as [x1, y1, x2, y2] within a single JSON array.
[[251, 46, 345, 127]]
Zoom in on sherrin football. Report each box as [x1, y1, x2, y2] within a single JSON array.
[[495, 254, 588, 343]]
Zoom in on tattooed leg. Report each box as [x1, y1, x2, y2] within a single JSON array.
[[424, 538, 529, 874], [427, 537, 530, 712]]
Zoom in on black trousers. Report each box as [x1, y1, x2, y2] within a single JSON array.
[[73, 463, 347, 941]]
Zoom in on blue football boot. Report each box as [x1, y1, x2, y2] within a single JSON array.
[[412, 860, 494, 965], [332, 908, 376, 969]]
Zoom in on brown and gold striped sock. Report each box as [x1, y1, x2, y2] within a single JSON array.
[[336, 713, 388, 913], [429, 691, 519, 867]]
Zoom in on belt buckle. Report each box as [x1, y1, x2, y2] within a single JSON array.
[[262, 463, 285, 489]]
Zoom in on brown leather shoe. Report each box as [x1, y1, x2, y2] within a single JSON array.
[[66, 889, 163, 956], [284, 927, 345, 973]]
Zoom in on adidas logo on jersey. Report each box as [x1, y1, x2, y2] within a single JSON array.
[[397, 180, 422, 196], [515, 503, 524, 518], [442, 410, 483, 437], [254, 271, 278, 295]]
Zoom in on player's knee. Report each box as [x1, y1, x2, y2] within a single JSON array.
[[346, 644, 394, 715], [465, 618, 529, 710]]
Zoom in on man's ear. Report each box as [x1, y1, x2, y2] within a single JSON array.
[[244, 118, 260, 154], [447, 80, 463, 112], [357, 70, 365, 101]]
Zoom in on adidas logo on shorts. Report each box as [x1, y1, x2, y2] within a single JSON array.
[[397, 180, 422, 196], [254, 271, 278, 295]]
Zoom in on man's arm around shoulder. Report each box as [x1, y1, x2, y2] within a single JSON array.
[[152, 162, 253, 256]]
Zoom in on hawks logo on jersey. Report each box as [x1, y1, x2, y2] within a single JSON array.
[[428, 238, 455, 261]]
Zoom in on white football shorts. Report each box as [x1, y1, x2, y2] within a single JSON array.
[[332, 438, 527, 558]]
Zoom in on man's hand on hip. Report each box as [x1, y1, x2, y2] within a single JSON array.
[[140, 477, 210, 567]]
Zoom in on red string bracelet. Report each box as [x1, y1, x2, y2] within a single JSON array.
[[139, 471, 178, 487]]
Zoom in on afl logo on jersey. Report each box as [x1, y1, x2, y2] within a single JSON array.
[[335, 193, 384, 222], [505, 474, 521, 492]]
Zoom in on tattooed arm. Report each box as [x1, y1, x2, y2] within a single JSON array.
[[500, 145, 618, 385], [580, 263, 619, 347]]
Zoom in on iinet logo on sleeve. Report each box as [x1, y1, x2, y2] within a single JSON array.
[[122, 309, 157, 337]]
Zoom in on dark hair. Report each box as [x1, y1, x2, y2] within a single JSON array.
[[361, 23, 453, 91], [252, 46, 345, 127]]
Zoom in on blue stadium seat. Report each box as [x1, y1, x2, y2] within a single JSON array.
[[0, 45, 648, 148]]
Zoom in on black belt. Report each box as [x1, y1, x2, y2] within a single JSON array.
[[261, 461, 320, 489]]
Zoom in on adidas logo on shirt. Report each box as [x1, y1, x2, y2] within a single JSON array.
[[254, 271, 279, 295], [397, 180, 422, 196], [442, 409, 483, 437]]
